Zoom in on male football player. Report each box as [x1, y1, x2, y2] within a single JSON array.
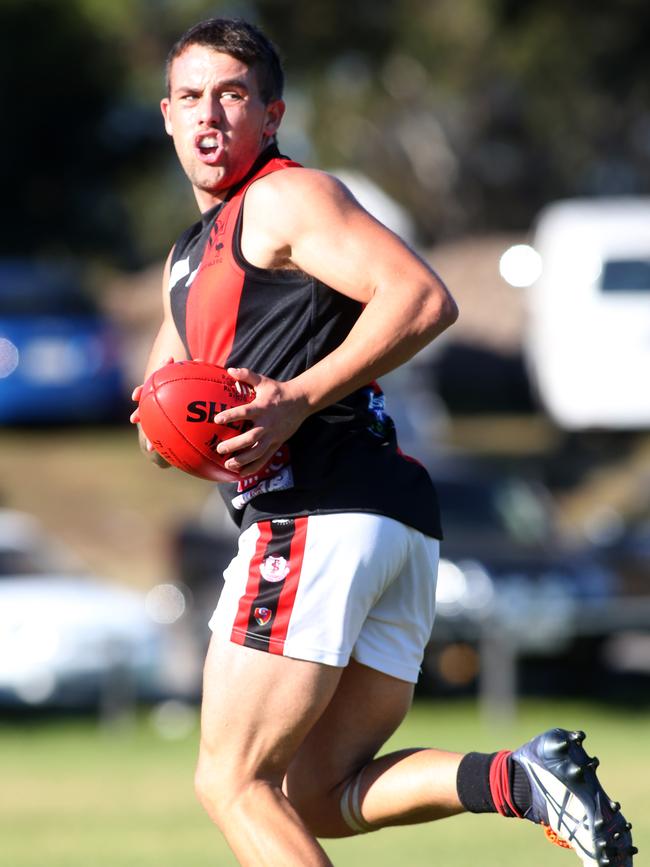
[[132, 17, 635, 867]]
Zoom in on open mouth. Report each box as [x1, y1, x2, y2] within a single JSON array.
[[195, 134, 222, 163]]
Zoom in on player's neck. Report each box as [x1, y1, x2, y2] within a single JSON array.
[[194, 143, 281, 214]]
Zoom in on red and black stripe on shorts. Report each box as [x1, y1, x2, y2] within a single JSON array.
[[231, 517, 308, 654]]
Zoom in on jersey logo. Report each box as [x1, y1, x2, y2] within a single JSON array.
[[363, 384, 394, 440], [204, 219, 226, 266], [253, 606, 273, 626], [260, 555, 289, 583]]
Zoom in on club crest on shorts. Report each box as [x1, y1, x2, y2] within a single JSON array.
[[253, 606, 272, 626], [260, 554, 289, 583]]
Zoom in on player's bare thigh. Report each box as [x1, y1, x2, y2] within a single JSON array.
[[196, 633, 343, 795]]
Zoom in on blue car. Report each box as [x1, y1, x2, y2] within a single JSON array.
[[0, 260, 126, 423]]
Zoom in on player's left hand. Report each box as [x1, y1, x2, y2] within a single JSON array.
[[213, 367, 309, 477], [129, 356, 175, 466]]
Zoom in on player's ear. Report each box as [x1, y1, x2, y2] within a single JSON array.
[[263, 99, 285, 139], [160, 98, 173, 136]]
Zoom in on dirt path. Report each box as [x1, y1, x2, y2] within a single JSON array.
[[0, 428, 210, 587]]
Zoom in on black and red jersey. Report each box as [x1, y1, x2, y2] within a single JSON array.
[[169, 145, 442, 539]]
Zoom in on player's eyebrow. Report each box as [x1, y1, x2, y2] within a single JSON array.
[[216, 78, 250, 91], [173, 77, 250, 95]]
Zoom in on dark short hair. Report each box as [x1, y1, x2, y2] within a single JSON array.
[[165, 18, 284, 103]]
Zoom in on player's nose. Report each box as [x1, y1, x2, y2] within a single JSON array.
[[198, 92, 224, 125]]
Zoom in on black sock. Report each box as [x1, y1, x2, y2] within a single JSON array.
[[456, 751, 499, 813], [456, 752, 532, 816]]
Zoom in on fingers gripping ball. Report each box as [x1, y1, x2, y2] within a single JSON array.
[[138, 361, 254, 482]]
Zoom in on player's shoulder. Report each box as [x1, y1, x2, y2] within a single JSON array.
[[247, 165, 353, 212]]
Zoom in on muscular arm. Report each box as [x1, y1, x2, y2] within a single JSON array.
[[216, 169, 458, 475], [253, 169, 457, 412], [133, 248, 188, 464]]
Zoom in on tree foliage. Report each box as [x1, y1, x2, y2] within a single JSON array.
[[0, 0, 131, 261], [2, 0, 650, 264]]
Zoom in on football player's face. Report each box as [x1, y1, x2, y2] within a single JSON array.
[[161, 45, 284, 210]]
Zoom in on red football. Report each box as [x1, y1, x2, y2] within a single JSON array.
[[138, 360, 255, 482]]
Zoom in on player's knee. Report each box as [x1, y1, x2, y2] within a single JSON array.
[[284, 771, 342, 836], [194, 758, 218, 816], [287, 766, 374, 838], [195, 743, 284, 826], [194, 750, 241, 822], [285, 785, 315, 828]]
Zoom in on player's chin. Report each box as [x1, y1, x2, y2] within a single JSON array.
[[188, 165, 227, 193]]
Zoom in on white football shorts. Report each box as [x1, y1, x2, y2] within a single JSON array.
[[208, 512, 439, 683]]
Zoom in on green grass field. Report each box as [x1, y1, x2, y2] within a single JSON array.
[[1, 699, 646, 867]]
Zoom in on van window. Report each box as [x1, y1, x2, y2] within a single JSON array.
[[600, 259, 650, 293]]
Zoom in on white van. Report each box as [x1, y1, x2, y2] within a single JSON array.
[[524, 197, 650, 430]]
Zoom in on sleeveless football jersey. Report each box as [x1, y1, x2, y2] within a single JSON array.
[[169, 145, 442, 539]]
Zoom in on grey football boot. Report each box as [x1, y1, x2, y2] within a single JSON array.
[[512, 728, 637, 866]]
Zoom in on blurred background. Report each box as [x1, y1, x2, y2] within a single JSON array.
[[1, 1, 650, 865]]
